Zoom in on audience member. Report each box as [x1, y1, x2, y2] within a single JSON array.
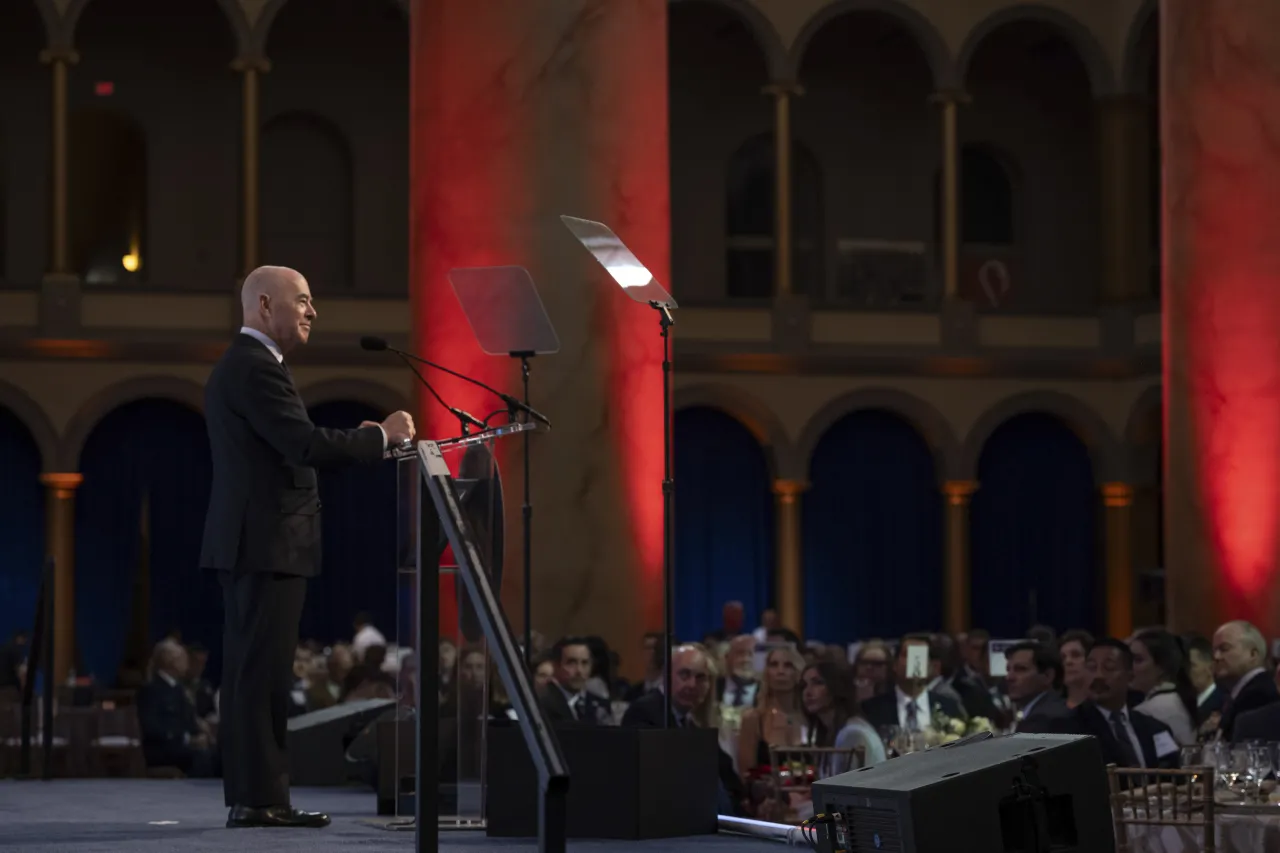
[[1004, 641, 1071, 733], [752, 610, 781, 644], [1057, 630, 1094, 708], [1211, 620, 1279, 741], [623, 632, 664, 701], [800, 661, 885, 773], [860, 634, 965, 732], [736, 645, 805, 779], [852, 641, 891, 702], [344, 644, 396, 700], [1129, 629, 1197, 745], [184, 641, 216, 721], [1183, 634, 1223, 724], [719, 635, 759, 709], [351, 612, 387, 662], [1063, 638, 1177, 769], [531, 653, 555, 691], [1027, 624, 1057, 647], [136, 640, 217, 777], [539, 637, 609, 725]]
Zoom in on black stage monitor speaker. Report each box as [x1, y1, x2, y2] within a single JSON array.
[[810, 733, 1114, 853], [287, 698, 395, 786]]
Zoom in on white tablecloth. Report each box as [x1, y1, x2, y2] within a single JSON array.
[[1127, 811, 1280, 853]]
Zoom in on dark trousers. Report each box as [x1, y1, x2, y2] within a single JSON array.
[[220, 571, 307, 807]]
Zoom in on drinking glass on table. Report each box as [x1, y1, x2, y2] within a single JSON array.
[[1247, 742, 1275, 801]]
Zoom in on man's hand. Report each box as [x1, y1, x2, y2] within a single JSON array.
[[381, 411, 416, 444]]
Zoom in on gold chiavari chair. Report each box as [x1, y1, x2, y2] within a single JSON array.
[[767, 744, 865, 813], [1107, 764, 1216, 853]]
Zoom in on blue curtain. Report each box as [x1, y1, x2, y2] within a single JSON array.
[[0, 408, 45, 643], [674, 407, 773, 642], [971, 413, 1099, 636], [76, 399, 218, 686], [804, 410, 942, 643], [300, 402, 399, 647]]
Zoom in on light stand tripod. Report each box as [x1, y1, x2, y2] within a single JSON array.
[[511, 349, 535, 666]]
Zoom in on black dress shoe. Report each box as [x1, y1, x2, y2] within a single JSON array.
[[226, 804, 331, 828]]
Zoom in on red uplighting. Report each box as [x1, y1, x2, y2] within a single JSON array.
[[94, 81, 114, 96]]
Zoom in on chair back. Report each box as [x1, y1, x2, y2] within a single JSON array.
[[1106, 764, 1216, 853], [767, 744, 865, 798]]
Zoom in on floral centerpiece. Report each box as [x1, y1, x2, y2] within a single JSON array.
[[925, 706, 994, 746]]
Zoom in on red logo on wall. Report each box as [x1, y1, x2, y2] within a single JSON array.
[[959, 252, 1016, 308]]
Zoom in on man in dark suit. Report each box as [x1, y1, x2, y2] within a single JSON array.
[[538, 637, 610, 725], [1003, 641, 1073, 733], [137, 640, 217, 777], [1184, 635, 1224, 725], [201, 266, 414, 829], [1057, 638, 1178, 770], [1209, 620, 1278, 742], [860, 634, 965, 731]]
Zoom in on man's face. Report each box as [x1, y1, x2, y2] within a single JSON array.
[[534, 660, 555, 690], [856, 648, 889, 686], [1005, 649, 1051, 703], [761, 609, 779, 630], [726, 637, 755, 679], [556, 644, 592, 692], [965, 637, 989, 673], [1213, 625, 1259, 681], [1087, 646, 1131, 708], [460, 651, 487, 689], [263, 273, 315, 353], [1059, 640, 1087, 683], [671, 648, 710, 712]]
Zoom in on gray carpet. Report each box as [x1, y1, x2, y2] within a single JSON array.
[[0, 780, 784, 852]]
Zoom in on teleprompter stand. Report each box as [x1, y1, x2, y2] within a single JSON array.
[[395, 429, 568, 853], [448, 266, 560, 666]]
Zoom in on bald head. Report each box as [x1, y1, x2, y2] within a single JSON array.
[[241, 265, 315, 354]]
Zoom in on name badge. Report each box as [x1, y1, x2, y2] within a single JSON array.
[[1153, 731, 1179, 759]]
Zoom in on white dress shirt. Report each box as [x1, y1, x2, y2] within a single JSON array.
[[895, 686, 931, 731], [352, 623, 387, 661], [240, 326, 387, 451]]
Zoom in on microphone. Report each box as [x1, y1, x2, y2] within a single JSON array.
[[360, 337, 484, 434], [360, 336, 551, 427]]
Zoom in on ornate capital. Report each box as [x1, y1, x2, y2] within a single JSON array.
[[40, 472, 84, 497], [1101, 482, 1134, 508], [773, 479, 809, 500], [39, 47, 80, 66], [942, 480, 979, 506], [762, 81, 804, 99], [927, 89, 971, 107]]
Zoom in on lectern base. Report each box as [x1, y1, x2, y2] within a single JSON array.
[[486, 723, 720, 840]]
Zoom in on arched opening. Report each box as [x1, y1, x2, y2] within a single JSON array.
[[668, 0, 774, 302], [1128, 394, 1163, 627], [263, 0, 408, 294], [963, 20, 1098, 313], [299, 401, 398, 646], [795, 9, 936, 308], [0, 407, 45, 649], [803, 410, 941, 642], [73, 0, 238, 289], [971, 413, 1099, 635], [0, 0, 50, 285], [68, 109, 147, 284], [260, 113, 354, 289], [674, 406, 774, 641], [75, 399, 218, 687], [724, 134, 823, 299]]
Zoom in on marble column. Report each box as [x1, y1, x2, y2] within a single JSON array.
[[930, 91, 967, 302], [39, 46, 79, 336], [773, 479, 807, 637], [1101, 483, 1134, 639], [764, 82, 801, 297], [1097, 95, 1150, 302], [1164, 0, 1280, 636], [410, 0, 668, 657], [942, 481, 977, 634], [233, 55, 268, 278], [40, 473, 82, 683]]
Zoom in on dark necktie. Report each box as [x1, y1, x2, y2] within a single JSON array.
[[1110, 710, 1142, 767], [731, 680, 746, 707], [905, 700, 919, 731]]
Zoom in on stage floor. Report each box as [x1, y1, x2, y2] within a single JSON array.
[[0, 780, 782, 852]]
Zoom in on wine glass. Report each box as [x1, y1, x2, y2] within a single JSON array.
[[1247, 742, 1274, 801]]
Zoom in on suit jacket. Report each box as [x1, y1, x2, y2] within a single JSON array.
[[1233, 701, 1280, 743], [1220, 672, 1280, 742], [137, 677, 200, 765], [1012, 690, 1074, 733], [1060, 702, 1178, 770], [1197, 685, 1225, 725], [950, 671, 1006, 727], [539, 683, 609, 725], [200, 334, 385, 576], [860, 689, 965, 731]]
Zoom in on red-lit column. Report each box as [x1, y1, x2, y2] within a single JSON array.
[[1164, 0, 1280, 637], [410, 1, 667, 652]]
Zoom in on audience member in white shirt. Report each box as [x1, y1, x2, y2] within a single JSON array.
[[351, 611, 386, 662]]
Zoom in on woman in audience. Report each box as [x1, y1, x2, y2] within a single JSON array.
[[737, 644, 805, 780], [800, 661, 885, 775], [1129, 628, 1197, 745], [1057, 629, 1093, 708]]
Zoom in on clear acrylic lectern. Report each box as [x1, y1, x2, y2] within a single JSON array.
[[391, 424, 568, 853]]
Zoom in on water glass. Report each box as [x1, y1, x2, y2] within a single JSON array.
[[1179, 745, 1202, 769]]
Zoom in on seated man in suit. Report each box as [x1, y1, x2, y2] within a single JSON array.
[[860, 634, 964, 732], [137, 640, 218, 777], [1185, 635, 1224, 725], [538, 637, 611, 725], [1059, 638, 1178, 770], [1004, 641, 1072, 733], [621, 644, 748, 816], [1208, 620, 1279, 742], [718, 635, 759, 710]]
